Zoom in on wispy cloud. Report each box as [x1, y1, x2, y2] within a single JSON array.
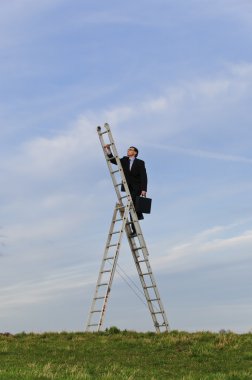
[[141, 142, 252, 164], [68, 0, 252, 31], [99, 61, 252, 145], [0, 0, 64, 48], [1, 116, 98, 179], [151, 219, 252, 274], [71, 9, 135, 26], [0, 263, 96, 312]]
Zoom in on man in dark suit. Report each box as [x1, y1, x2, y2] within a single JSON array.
[[104, 145, 148, 235]]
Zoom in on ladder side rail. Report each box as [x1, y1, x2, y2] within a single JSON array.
[[129, 207, 150, 258], [97, 128, 124, 204], [122, 207, 160, 330], [97, 202, 131, 329], [120, 207, 161, 330], [150, 287, 170, 330], [86, 203, 130, 331], [130, 240, 170, 332], [86, 205, 120, 331], [97, 125, 133, 204], [125, 208, 170, 332], [136, 245, 170, 330], [125, 230, 164, 332], [135, 267, 161, 332], [103, 122, 130, 193], [139, 255, 170, 331], [98, 125, 145, 240]]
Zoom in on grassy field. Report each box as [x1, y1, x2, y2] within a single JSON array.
[[0, 329, 251, 379]]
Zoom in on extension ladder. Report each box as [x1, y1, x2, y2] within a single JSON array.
[[86, 123, 170, 333]]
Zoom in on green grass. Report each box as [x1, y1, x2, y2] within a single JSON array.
[[0, 329, 251, 379]]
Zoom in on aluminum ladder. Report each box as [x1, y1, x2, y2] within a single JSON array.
[[86, 123, 170, 333]]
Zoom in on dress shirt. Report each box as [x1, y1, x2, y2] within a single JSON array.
[[129, 157, 135, 170]]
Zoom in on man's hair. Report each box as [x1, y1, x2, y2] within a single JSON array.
[[130, 146, 138, 157]]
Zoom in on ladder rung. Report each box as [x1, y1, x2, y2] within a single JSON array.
[[149, 298, 160, 302], [87, 324, 99, 327], [98, 283, 108, 287], [107, 156, 118, 161], [104, 256, 114, 260], [115, 183, 122, 187], [107, 244, 118, 248], [141, 272, 152, 276], [133, 246, 144, 251], [116, 205, 125, 210], [138, 259, 148, 263], [144, 285, 155, 289], [120, 196, 128, 199], [100, 130, 109, 135], [94, 296, 105, 300], [101, 270, 111, 273], [153, 311, 163, 315], [112, 169, 120, 174], [115, 218, 123, 222], [91, 310, 102, 313], [111, 231, 121, 235]]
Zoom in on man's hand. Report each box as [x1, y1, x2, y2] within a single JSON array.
[[141, 191, 147, 197], [104, 144, 112, 154]]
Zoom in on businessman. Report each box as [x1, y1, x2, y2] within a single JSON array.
[[104, 145, 148, 236]]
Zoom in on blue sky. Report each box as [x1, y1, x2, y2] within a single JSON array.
[[1, 0, 252, 333]]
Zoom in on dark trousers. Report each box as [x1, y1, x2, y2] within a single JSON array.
[[129, 186, 143, 233]]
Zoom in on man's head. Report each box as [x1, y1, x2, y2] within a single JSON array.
[[127, 146, 138, 158]]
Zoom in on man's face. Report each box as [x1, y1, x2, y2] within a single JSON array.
[[127, 147, 137, 158]]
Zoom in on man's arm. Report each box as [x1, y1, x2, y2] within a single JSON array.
[[140, 161, 147, 196], [104, 144, 117, 165]]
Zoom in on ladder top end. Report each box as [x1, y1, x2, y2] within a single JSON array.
[[97, 126, 101, 132], [104, 123, 109, 130]]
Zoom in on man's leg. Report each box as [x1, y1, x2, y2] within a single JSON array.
[[129, 188, 144, 235]]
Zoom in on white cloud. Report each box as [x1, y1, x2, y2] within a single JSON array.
[[229, 61, 252, 76], [0, 263, 96, 312], [104, 106, 136, 126], [0, 0, 65, 48], [142, 88, 185, 112], [141, 142, 252, 164], [1, 116, 99, 179], [4, 216, 79, 244], [71, 9, 134, 26], [151, 220, 252, 274], [189, 0, 252, 24], [92, 62, 252, 145], [192, 79, 230, 98]]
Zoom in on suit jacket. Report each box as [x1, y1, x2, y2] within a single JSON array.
[[108, 154, 147, 192]]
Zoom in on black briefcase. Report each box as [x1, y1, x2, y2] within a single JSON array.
[[135, 196, 152, 214]]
